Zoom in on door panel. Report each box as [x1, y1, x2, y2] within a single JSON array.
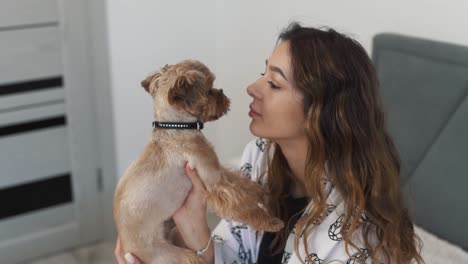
[[0, 1, 104, 263], [0, 0, 58, 28], [0, 204, 75, 242], [0, 27, 62, 85]]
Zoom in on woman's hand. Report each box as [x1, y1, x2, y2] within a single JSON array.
[[173, 163, 214, 263], [114, 237, 141, 264]]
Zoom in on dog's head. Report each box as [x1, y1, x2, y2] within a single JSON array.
[[141, 60, 230, 122]]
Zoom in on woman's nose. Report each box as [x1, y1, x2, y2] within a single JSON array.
[[247, 82, 261, 99]]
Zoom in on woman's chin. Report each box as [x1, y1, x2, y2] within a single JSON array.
[[249, 121, 259, 137], [249, 122, 266, 138]]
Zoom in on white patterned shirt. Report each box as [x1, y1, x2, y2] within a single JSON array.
[[212, 138, 373, 264]]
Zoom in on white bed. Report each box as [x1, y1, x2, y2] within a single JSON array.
[[415, 225, 468, 263]]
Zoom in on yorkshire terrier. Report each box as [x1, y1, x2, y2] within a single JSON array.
[[114, 60, 283, 264]]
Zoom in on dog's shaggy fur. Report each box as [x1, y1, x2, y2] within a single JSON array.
[[114, 60, 283, 264]]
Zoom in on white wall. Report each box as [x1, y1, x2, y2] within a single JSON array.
[[106, 0, 468, 175], [106, 0, 217, 175]]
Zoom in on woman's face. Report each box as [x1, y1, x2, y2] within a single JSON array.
[[247, 40, 306, 141]]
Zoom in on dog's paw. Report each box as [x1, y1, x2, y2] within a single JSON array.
[[249, 216, 284, 232], [263, 217, 285, 232]]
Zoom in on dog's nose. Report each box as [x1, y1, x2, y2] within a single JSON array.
[[220, 89, 223, 93]]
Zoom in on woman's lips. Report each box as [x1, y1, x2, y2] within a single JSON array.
[[249, 105, 261, 118]]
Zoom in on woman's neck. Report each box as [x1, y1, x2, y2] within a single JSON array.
[[275, 135, 309, 197]]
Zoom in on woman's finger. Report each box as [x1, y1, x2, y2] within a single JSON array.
[[185, 163, 206, 191], [114, 237, 141, 264], [124, 253, 140, 264]]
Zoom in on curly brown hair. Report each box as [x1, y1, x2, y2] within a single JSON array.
[[265, 22, 424, 264]]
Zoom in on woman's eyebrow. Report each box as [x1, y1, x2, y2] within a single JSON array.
[[265, 59, 289, 82]]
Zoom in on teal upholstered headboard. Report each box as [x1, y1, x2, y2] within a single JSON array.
[[372, 33, 468, 250]]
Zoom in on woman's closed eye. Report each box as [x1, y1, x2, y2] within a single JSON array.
[[268, 81, 280, 89], [260, 73, 280, 89]]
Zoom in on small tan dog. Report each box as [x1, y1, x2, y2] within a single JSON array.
[[114, 60, 283, 264]]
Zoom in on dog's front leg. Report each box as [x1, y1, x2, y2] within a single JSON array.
[[185, 153, 223, 191], [186, 153, 284, 232]]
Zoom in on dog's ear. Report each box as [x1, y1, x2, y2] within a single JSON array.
[[168, 70, 208, 114], [141, 74, 154, 94], [141, 72, 161, 96], [141, 74, 154, 95]]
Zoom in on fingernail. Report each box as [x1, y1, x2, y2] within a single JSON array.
[[124, 253, 135, 264]]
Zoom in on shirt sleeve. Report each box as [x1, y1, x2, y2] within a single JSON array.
[[212, 220, 252, 264]]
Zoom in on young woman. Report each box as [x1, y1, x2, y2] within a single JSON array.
[[116, 22, 424, 264]]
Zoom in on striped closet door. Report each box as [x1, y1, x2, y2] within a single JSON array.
[[0, 1, 104, 263]]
